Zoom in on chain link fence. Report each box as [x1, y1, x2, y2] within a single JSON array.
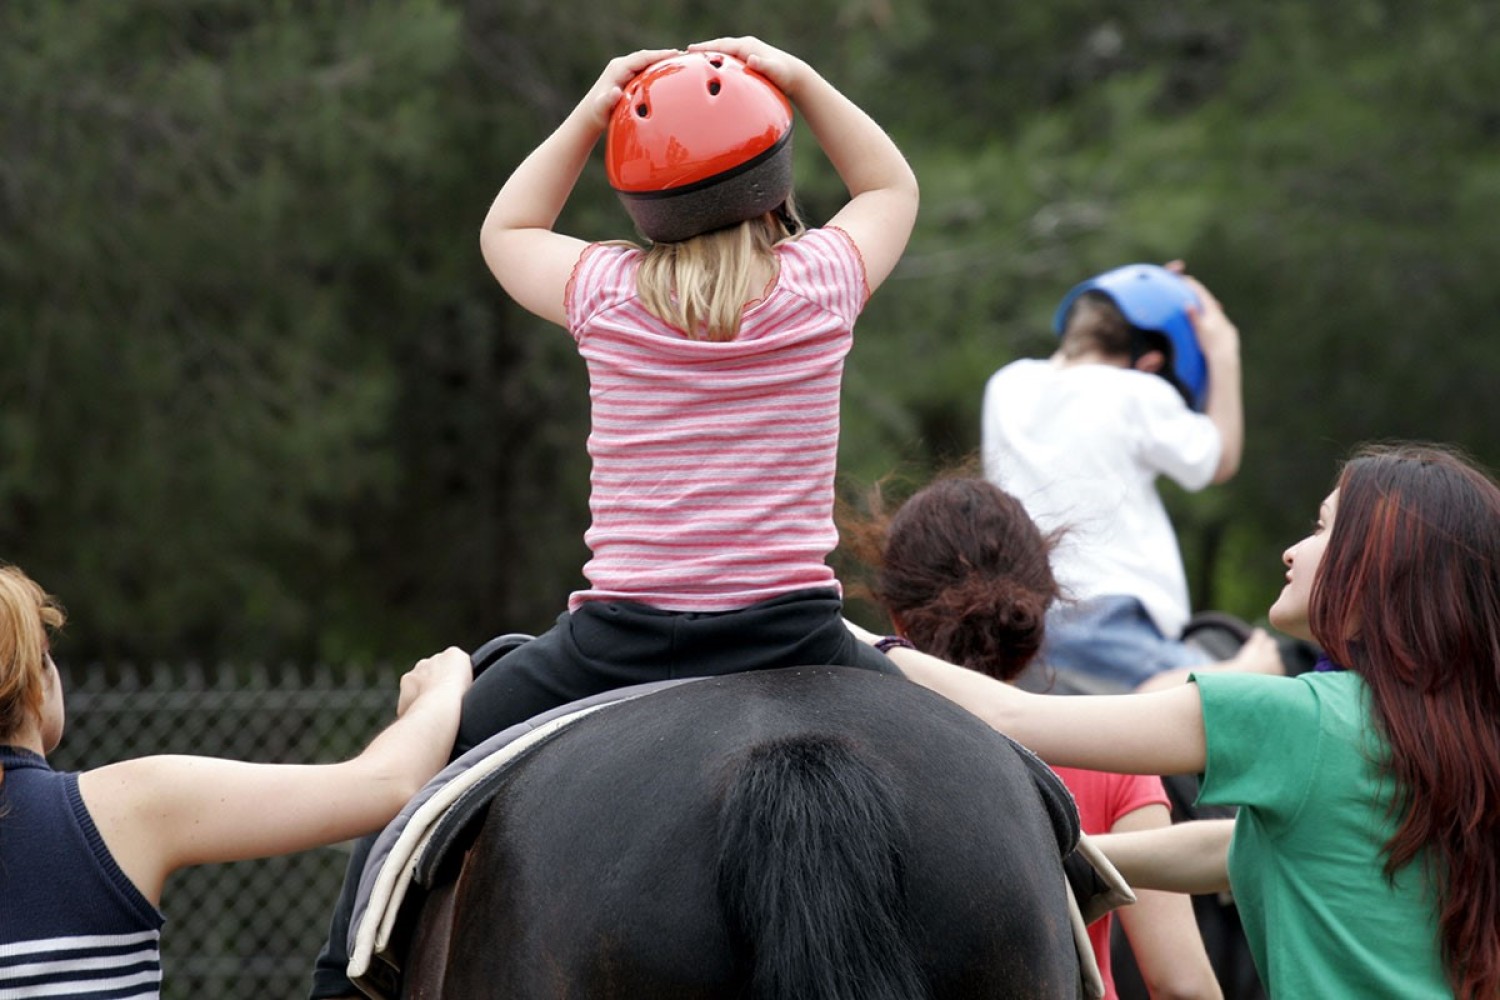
[[51, 660, 399, 1000]]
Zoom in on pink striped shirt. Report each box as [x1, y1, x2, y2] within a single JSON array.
[[563, 227, 869, 612]]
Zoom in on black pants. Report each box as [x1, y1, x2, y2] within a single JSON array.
[[309, 588, 896, 998], [454, 588, 896, 753]]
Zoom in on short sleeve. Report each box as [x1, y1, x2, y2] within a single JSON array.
[[774, 227, 869, 326], [1127, 379, 1222, 491], [1194, 672, 1322, 826], [1111, 772, 1170, 822], [564, 243, 641, 340]]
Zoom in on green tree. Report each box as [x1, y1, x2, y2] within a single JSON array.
[[1, 1, 461, 660], [3, 0, 1497, 662]]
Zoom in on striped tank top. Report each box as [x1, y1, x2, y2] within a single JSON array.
[[0, 747, 164, 999]]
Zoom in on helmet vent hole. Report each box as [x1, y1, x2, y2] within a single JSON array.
[[635, 103, 648, 117], [707, 80, 721, 96], [708, 56, 724, 67]]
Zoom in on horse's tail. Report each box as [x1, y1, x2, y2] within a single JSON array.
[[716, 733, 928, 1000]]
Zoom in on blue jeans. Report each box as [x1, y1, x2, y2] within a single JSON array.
[[1039, 596, 1211, 692]]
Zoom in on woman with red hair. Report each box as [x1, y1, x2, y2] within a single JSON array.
[[879, 443, 1500, 998]]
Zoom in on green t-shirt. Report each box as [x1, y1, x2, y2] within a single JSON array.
[[1194, 670, 1450, 998]]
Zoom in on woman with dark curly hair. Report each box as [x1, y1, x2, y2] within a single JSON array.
[[842, 474, 1222, 999]]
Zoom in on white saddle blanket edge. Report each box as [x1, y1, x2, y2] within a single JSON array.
[[346, 701, 612, 985], [1068, 832, 1137, 999]]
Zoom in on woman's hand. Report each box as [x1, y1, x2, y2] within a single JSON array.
[[397, 646, 474, 717]]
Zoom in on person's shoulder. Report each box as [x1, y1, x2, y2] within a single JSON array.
[[989, 359, 1152, 406], [1202, 670, 1374, 722], [575, 240, 642, 276], [1196, 671, 1349, 738], [999, 360, 1155, 393], [769, 227, 867, 316], [567, 242, 648, 330], [1107, 367, 1196, 408], [986, 357, 1050, 385], [1071, 363, 1177, 397], [775, 227, 861, 275], [782, 226, 850, 253], [1107, 369, 1211, 435], [1195, 670, 1310, 713], [1275, 665, 1366, 702], [1296, 669, 1372, 729]]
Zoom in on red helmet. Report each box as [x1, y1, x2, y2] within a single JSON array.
[[605, 51, 794, 243]]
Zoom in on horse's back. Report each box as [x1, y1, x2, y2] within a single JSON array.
[[431, 667, 1079, 999]]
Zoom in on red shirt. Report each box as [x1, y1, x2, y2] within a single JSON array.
[[1053, 766, 1170, 1000]]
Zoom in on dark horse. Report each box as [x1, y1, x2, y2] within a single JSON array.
[[389, 666, 1084, 999]]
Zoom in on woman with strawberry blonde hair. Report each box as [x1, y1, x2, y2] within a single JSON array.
[[0, 565, 470, 998], [877, 443, 1500, 998]]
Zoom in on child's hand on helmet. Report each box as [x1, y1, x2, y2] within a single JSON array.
[[582, 48, 681, 129], [687, 37, 806, 97], [1167, 260, 1240, 358]]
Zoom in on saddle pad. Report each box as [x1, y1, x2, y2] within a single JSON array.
[[346, 676, 705, 995], [1068, 832, 1136, 998], [346, 669, 1127, 998]]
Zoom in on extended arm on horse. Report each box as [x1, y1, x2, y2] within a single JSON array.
[[881, 644, 1209, 777], [78, 647, 472, 905]]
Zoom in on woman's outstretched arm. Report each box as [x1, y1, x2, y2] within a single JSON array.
[[78, 646, 473, 905], [1111, 805, 1225, 999], [1094, 818, 1234, 896], [885, 643, 1209, 776]]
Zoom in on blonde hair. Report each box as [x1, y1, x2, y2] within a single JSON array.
[[635, 203, 805, 342], [0, 565, 64, 744]]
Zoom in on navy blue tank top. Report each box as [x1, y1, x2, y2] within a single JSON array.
[[0, 746, 164, 998]]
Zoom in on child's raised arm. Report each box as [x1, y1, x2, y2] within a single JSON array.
[[1170, 264, 1244, 483], [480, 48, 679, 327], [689, 37, 919, 294]]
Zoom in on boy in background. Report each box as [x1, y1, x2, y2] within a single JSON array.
[[982, 261, 1278, 692]]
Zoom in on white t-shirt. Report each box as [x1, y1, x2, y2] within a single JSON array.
[[980, 358, 1221, 638]]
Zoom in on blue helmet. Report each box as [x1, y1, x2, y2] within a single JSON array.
[[1052, 263, 1207, 411]]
